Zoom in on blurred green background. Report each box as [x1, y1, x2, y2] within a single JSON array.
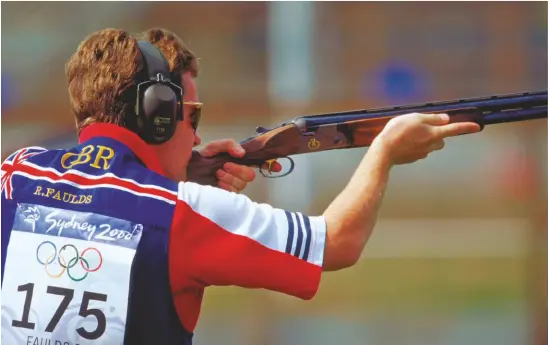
[[2, 2, 546, 345]]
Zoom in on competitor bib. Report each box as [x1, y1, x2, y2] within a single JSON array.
[[1, 203, 143, 345]]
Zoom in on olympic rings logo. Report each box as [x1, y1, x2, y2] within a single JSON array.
[[36, 241, 103, 282]]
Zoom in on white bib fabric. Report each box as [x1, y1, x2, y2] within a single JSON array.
[[1, 203, 143, 345]]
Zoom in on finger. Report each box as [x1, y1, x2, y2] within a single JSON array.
[[216, 170, 242, 191], [217, 169, 247, 191], [260, 160, 282, 173], [217, 179, 239, 193], [217, 173, 245, 193], [199, 139, 246, 158], [224, 162, 256, 182], [419, 113, 450, 126], [435, 122, 482, 138]]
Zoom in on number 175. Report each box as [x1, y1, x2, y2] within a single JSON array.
[[12, 283, 108, 340]]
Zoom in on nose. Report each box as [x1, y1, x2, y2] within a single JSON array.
[[193, 133, 202, 147]]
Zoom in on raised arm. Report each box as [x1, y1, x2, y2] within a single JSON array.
[[170, 112, 481, 299], [321, 112, 481, 270]]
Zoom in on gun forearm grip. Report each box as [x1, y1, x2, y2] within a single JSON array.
[[447, 108, 485, 131]]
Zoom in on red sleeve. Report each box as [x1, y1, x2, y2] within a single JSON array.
[[170, 181, 327, 300]]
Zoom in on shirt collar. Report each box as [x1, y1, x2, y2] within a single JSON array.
[[79, 123, 165, 175]]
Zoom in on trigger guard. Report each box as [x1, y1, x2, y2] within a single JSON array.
[[259, 157, 295, 178]]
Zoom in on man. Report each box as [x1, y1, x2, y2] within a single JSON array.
[[0, 27, 481, 345]]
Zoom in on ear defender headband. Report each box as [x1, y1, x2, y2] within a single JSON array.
[[134, 40, 184, 145]]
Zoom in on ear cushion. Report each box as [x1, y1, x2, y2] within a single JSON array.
[[139, 83, 178, 144]]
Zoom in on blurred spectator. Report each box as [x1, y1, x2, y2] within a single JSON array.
[[363, 61, 429, 105]]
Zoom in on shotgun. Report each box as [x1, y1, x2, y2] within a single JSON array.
[[188, 90, 547, 185]]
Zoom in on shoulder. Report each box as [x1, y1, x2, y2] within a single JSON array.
[[2, 146, 51, 174], [2, 146, 49, 164], [1, 146, 51, 200], [118, 163, 180, 203]]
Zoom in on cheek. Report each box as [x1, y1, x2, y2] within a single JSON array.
[[174, 122, 195, 152]]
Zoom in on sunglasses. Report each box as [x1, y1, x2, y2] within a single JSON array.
[[182, 101, 202, 132]]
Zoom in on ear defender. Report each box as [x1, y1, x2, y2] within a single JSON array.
[[134, 40, 183, 144]]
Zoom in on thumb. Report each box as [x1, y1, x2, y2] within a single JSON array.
[[199, 139, 246, 158]]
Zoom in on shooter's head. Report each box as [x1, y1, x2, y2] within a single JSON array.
[[65, 27, 203, 181]]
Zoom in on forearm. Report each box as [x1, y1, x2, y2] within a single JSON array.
[[322, 141, 393, 271]]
